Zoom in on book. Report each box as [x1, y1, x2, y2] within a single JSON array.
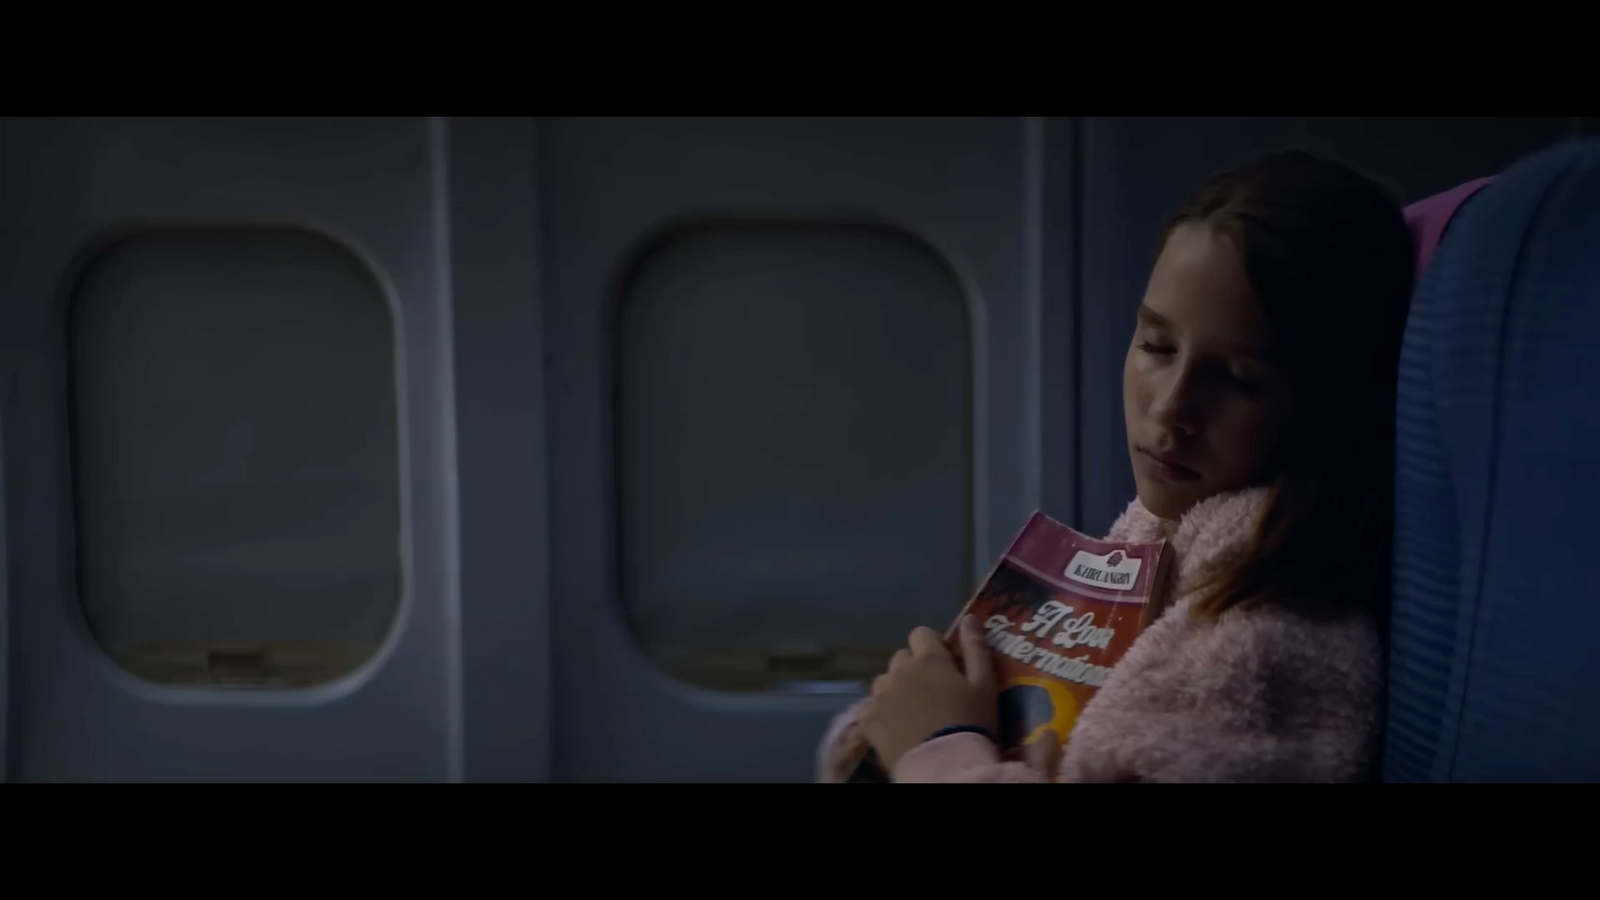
[[843, 511, 1172, 782]]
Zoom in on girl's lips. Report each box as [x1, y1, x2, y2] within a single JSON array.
[[1136, 447, 1201, 482]]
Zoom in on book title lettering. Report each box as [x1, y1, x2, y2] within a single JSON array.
[[983, 599, 1120, 687]]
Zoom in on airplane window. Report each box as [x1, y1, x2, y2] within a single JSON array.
[[616, 221, 973, 692], [68, 228, 402, 689]]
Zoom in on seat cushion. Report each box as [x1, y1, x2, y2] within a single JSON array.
[[1404, 176, 1495, 281]]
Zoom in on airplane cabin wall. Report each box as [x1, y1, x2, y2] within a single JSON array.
[[0, 116, 1579, 782]]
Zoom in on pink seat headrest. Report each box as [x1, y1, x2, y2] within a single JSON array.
[[1404, 176, 1497, 281]]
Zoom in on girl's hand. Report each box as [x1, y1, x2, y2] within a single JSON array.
[[859, 615, 998, 772], [815, 701, 871, 783]]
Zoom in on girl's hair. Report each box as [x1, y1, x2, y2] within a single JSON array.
[[1165, 150, 1416, 619]]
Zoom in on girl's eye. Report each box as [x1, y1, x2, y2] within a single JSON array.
[[1228, 369, 1265, 392], [1137, 341, 1174, 355]]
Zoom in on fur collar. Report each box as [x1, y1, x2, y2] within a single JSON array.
[[1105, 487, 1270, 597]]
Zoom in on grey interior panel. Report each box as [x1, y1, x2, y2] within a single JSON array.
[[2, 117, 456, 783], [446, 117, 551, 783], [542, 116, 1044, 781]]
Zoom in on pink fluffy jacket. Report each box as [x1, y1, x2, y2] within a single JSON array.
[[816, 487, 1385, 783]]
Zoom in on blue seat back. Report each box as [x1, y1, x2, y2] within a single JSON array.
[[1384, 139, 1600, 782]]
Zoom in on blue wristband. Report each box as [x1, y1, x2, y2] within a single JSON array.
[[923, 724, 996, 744]]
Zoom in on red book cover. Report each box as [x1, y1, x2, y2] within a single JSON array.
[[845, 511, 1172, 782]]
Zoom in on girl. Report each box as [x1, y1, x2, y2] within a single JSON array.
[[818, 150, 1415, 783]]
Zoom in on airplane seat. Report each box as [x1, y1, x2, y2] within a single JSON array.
[[1382, 139, 1600, 782]]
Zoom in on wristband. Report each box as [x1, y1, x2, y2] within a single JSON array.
[[923, 724, 997, 744]]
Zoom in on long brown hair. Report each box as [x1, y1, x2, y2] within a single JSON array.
[[1166, 150, 1415, 619]]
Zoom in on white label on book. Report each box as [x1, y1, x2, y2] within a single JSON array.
[[1063, 549, 1142, 591]]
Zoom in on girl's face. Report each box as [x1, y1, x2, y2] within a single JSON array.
[[1122, 222, 1300, 521]]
